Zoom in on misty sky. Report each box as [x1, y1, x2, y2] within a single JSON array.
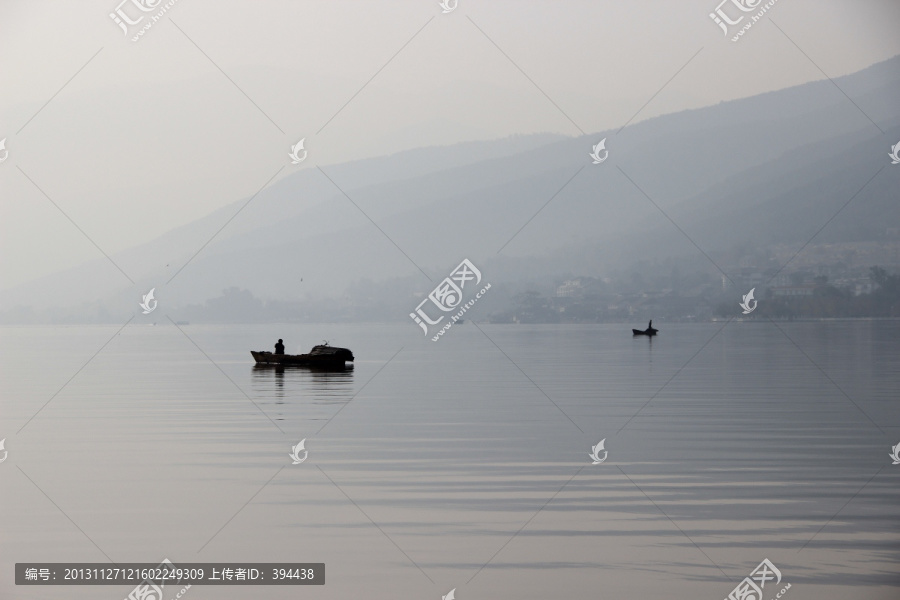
[[1, 0, 899, 290]]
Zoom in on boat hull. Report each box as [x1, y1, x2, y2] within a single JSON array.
[[251, 345, 354, 366], [632, 329, 658, 336]]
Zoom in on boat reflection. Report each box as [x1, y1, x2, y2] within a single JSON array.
[[251, 364, 355, 406]]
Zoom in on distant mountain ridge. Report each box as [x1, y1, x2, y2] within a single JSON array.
[[2, 55, 898, 320]]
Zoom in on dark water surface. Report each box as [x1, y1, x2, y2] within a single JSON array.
[[2, 322, 898, 599]]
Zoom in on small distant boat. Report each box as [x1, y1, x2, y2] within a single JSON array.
[[632, 320, 658, 337], [251, 344, 354, 366]]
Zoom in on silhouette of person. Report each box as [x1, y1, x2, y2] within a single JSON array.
[[274, 339, 285, 355]]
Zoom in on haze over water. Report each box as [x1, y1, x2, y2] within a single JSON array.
[[2, 321, 898, 599]]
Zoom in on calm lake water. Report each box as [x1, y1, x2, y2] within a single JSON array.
[[1, 321, 899, 599]]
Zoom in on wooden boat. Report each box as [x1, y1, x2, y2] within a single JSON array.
[[251, 344, 354, 366], [632, 320, 658, 336]]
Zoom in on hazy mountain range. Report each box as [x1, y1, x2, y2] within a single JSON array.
[[3, 55, 899, 322]]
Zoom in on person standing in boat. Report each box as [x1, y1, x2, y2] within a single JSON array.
[[274, 339, 285, 355]]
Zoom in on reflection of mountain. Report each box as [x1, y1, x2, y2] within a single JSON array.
[[3, 56, 899, 320]]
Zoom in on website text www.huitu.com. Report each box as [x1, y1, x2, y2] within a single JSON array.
[[729, 0, 780, 42], [431, 283, 491, 342]]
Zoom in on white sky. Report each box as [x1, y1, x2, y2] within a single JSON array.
[[1, 0, 899, 289]]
